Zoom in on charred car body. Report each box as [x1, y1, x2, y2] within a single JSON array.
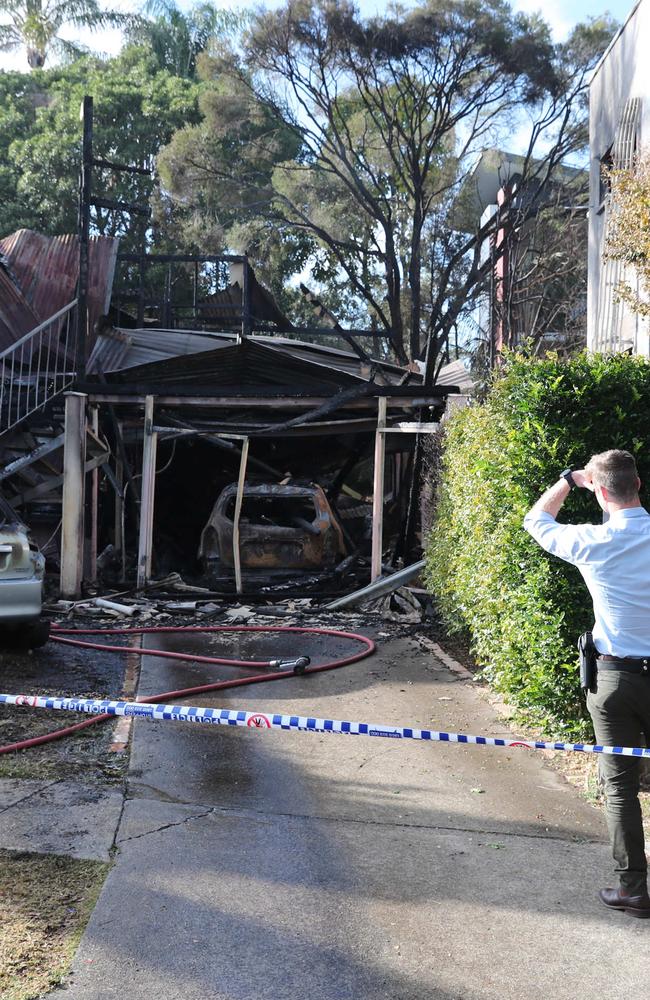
[[199, 483, 346, 582]]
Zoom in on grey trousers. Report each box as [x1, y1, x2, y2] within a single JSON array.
[[587, 669, 650, 894]]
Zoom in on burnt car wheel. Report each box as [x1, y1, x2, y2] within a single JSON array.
[[0, 619, 50, 651]]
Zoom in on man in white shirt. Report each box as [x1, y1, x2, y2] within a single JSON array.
[[524, 449, 650, 918]]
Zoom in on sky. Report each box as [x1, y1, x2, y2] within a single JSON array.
[[0, 0, 640, 74]]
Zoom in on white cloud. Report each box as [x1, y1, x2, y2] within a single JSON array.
[[511, 0, 573, 40]]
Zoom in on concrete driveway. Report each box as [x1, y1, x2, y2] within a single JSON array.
[[48, 624, 650, 1000]]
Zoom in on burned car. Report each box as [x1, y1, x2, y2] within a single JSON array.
[[199, 482, 346, 580], [0, 492, 49, 648]]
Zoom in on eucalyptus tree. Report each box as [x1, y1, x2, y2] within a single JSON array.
[[158, 0, 616, 375]]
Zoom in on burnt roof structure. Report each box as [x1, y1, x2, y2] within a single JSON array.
[[0, 229, 118, 358]]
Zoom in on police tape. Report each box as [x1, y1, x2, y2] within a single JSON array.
[[2, 691, 650, 757]]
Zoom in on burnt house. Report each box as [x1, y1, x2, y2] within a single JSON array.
[[0, 98, 459, 598]]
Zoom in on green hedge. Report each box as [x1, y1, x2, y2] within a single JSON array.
[[425, 352, 650, 736]]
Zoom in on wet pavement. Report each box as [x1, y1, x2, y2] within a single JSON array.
[[46, 624, 650, 1000]]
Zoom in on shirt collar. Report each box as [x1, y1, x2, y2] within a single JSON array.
[[607, 506, 649, 522]]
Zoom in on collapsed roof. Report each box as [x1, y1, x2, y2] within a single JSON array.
[[0, 229, 118, 356]]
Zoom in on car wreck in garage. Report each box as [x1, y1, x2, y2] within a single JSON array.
[[0, 230, 462, 599], [74, 313, 460, 595], [198, 482, 346, 584]]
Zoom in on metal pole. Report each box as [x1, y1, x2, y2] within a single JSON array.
[[371, 397, 387, 582], [325, 559, 426, 610], [76, 96, 92, 383], [232, 437, 250, 594], [61, 392, 88, 597], [137, 396, 158, 589]]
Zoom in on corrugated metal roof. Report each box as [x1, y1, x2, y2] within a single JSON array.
[[435, 359, 474, 393], [88, 327, 227, 374], [88, 326, 414, 385], [102, 337, 364, 390], [0, 264, 41, 353], [0, 229, 118, 352]]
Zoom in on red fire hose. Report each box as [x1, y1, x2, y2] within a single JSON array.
[[0, 624, 376, 754]]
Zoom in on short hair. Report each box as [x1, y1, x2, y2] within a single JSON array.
[[586, 449, 640, 502]]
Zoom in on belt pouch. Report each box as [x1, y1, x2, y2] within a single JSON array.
[[578, 631, 597, 693]]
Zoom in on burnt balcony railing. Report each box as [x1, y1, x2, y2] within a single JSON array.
[[0, 300, 78, 437]]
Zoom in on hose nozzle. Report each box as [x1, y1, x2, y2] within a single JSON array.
[[271, 656, 311, 674]]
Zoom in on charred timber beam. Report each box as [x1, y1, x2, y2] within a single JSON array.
[[298, 283, 372, 364], [60, 393, 87, 598], [79, 383, 458, 399], [83, 393, 450, 409], [116, 252, 247, 264], [137, 396, 157, 590], [371, 398, 387, 582], [91, 197, 150, 216], [92, 158, 151, 175], [251, 326, 391, 338], [159, 415, 284, 476]]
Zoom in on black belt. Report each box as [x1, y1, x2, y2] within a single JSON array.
[[597, 655, 650, 674]]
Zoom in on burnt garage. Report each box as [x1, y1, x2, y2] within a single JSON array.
[[76, 327, 457, 597]]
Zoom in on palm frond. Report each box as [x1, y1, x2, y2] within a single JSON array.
[[0, 25, 21, 50], [50, 36, 92, 63]]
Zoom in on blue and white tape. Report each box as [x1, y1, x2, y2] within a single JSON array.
[[2, 691, 650, 757]]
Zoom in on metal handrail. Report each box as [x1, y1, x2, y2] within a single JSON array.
[[0, 299, 79, 437], [0, 300, 77, 361]]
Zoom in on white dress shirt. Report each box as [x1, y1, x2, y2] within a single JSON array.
[[523, 506, 650, 656]]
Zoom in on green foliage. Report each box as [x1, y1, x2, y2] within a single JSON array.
[[0, 48, 200, 246], [605, 151, 650, 318], [425, 352, 650, 736], [124, 1, 242, 79]]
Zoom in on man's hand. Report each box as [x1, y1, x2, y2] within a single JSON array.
[[572, 469, 595, 492], [528, 468, 593, 521]]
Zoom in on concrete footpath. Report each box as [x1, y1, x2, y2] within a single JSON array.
[[31, 627, 650, 998]]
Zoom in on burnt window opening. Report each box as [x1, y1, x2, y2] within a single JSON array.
[[224, 495, 319, 530]]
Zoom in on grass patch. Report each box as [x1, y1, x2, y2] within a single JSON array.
[[0, 850, 109, 1000]]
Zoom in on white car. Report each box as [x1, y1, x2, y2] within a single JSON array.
[[0, 493, 49, 648]]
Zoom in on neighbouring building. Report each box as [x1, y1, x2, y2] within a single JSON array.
[[458, 149, 587, 364], [589, 0, 650, 355]]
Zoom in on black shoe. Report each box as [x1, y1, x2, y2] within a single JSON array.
[[599, 887, 650, 918]]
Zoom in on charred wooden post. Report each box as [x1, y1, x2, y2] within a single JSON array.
[[61, 392, 88, 597], [114, 445, 125, 577], [232, 437, 250, 594], [76, 96, 92, 383], [371, 397, 387, 581], [137, 396, 158, 589], [89, 404, 99, 584]]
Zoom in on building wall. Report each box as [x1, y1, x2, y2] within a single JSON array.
[[589, 0, 650, 355]]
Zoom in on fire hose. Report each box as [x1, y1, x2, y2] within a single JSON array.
[[0, 624, 376, 754]]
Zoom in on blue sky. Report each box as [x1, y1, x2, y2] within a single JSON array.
[[510, 0, 634, 38], [0, 0, 641, 72]]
